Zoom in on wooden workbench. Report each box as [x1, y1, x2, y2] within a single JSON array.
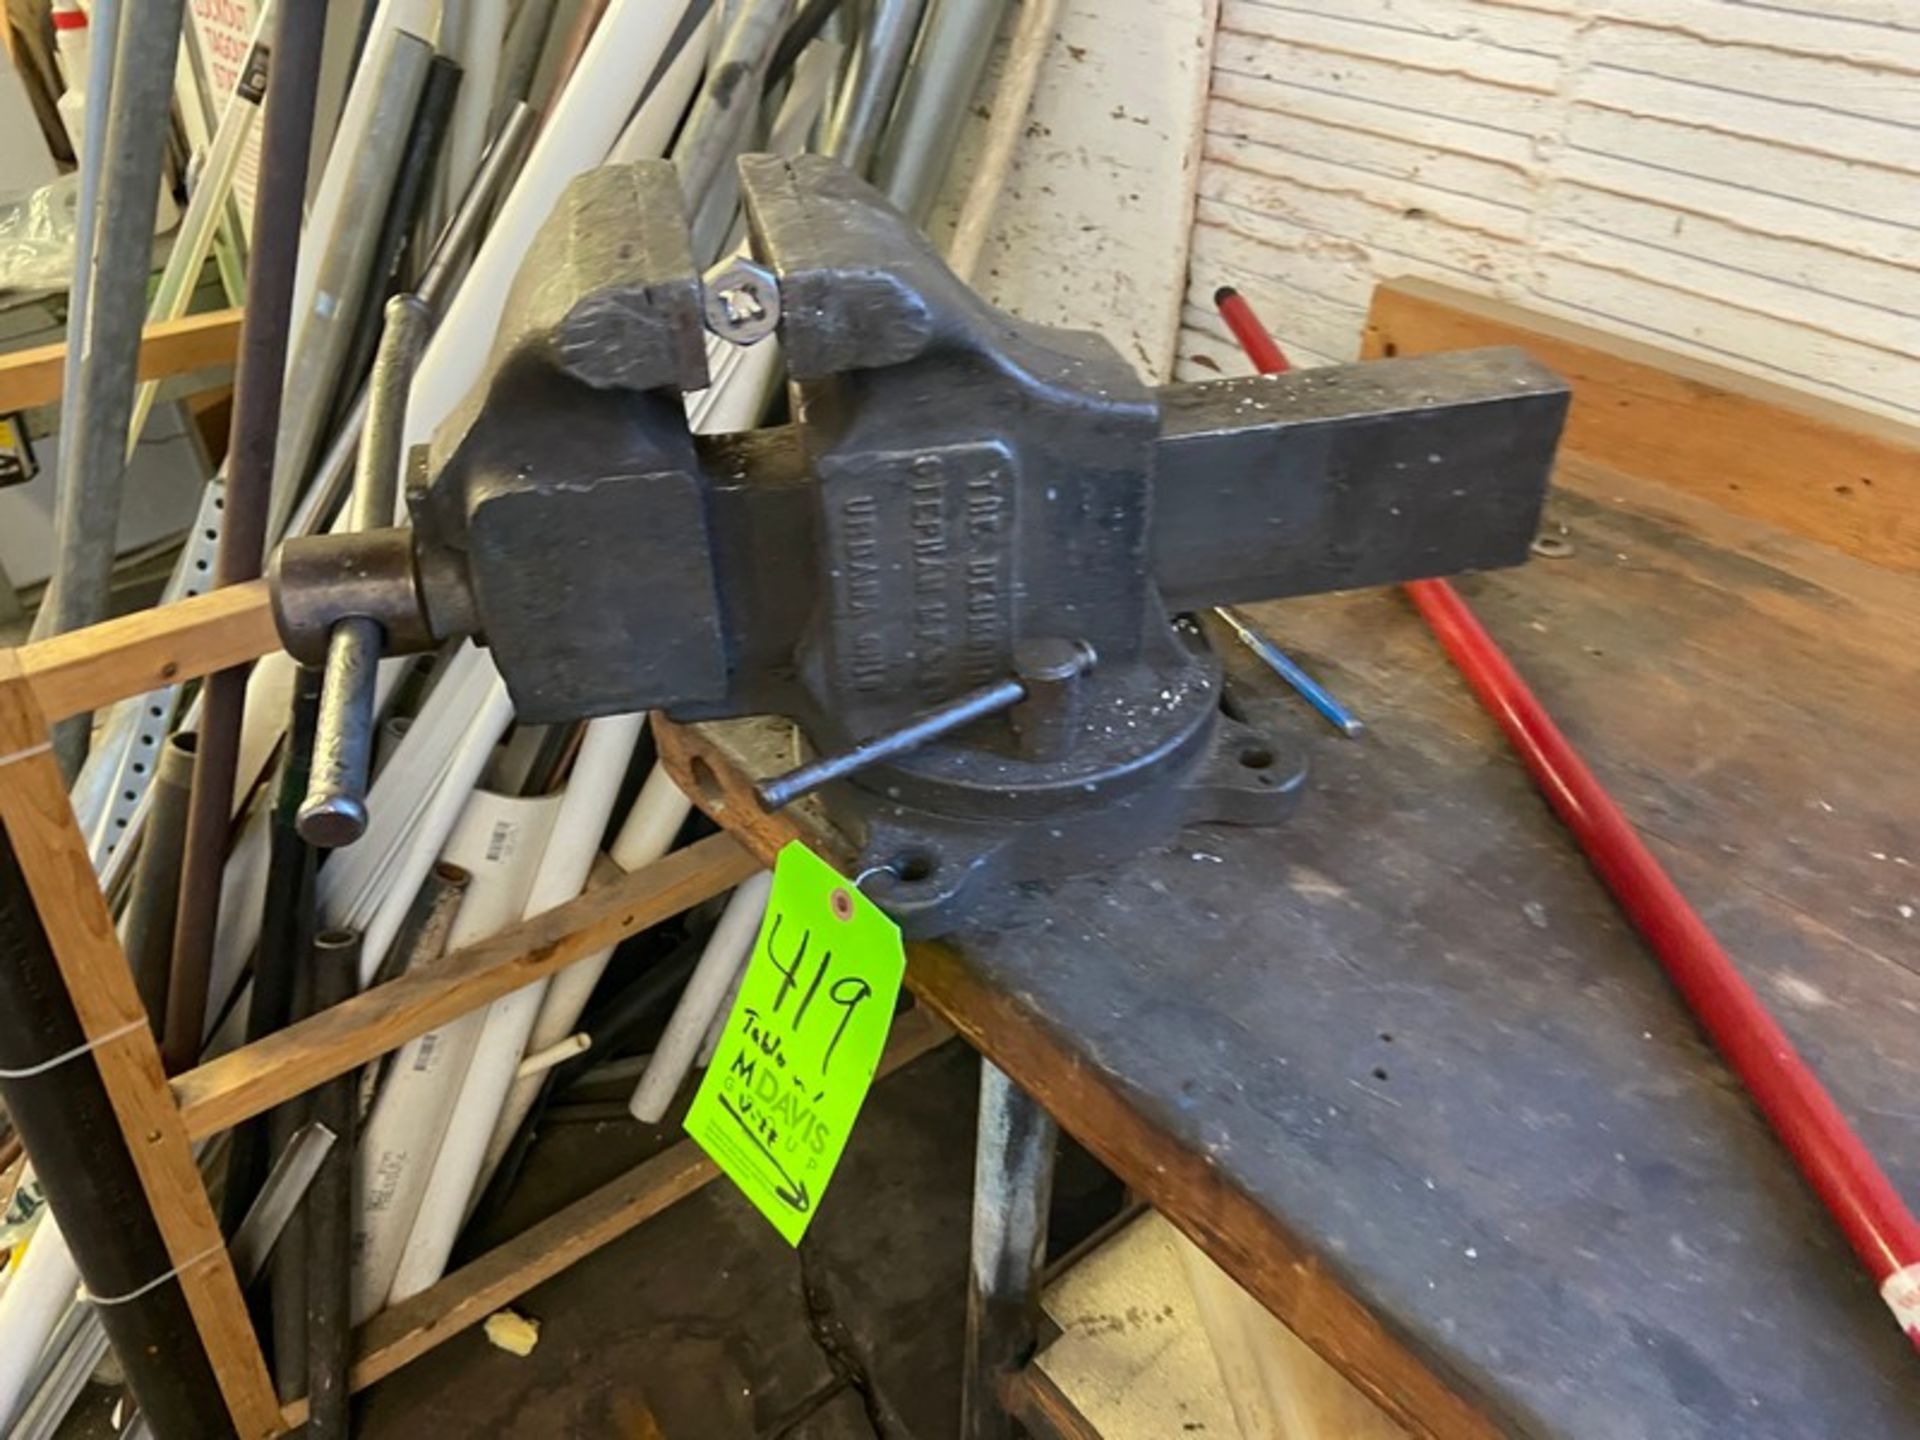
[[938, 457, 1920, 1438], [663, 283, 1920, 1438]]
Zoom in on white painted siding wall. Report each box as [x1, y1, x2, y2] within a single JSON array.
[[1175, 0, 1920, 426]]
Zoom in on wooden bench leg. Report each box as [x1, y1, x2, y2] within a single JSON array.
[[963, 1059, 1059, 1440]]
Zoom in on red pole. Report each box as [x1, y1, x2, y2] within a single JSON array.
[[1215, 286, 1291, 374], [1215, 288, 1920, 1351]]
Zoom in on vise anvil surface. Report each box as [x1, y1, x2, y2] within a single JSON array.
[[271, 154, 1569, 935]]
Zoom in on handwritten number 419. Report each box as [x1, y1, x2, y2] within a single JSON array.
[[763, 912, 874, 1074]]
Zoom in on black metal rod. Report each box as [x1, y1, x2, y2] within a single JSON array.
[[168, 0, 331, 1075], [0, 828, 232, 1437], [120, 731, 197, 1035], [755, 677, 1026, 810], [304, 929, 361, 1439], [220, 668, 322, 1237]]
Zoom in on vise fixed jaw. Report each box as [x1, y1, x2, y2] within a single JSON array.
[[270, 154, 1569, 935]]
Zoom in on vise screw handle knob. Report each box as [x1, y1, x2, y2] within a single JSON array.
[[298, 295, 431, 847]]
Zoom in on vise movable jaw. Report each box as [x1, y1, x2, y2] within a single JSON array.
[[270, 154, 1569, 935]]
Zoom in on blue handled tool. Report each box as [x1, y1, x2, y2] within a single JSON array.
[[1215, 607, 1365, 738]]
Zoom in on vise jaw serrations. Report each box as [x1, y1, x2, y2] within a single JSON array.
[[269, 154, 1570, 936]]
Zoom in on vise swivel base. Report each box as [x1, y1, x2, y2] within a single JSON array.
[[270, 154, 1569, 937]]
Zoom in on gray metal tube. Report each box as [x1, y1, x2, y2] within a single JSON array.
[[755, 676, 1024, 810], [672, 0, 791, 211], [874, 0, 1010, 223], [961, 1060, 1058, 1440], [40, 0, 183, 776], [228, 1121, 337, 1285], [118, 731, 198, 1032], [266, 28, 434, 542], [823, 0, 928, 175], [299, 295, 430, 846], [280, 102, 538, 544]]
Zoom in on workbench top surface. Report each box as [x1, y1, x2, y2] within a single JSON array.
[[916, 463, 1920, 1439]]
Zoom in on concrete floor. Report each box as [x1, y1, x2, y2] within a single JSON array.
[[353, 1036, 1122, 1440], [52, 1030, 1118, 1438]]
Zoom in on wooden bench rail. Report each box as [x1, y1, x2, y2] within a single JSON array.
[[14, 579, 278, 722], [172, 831, 759, 1141], [1362, 278, 1920, 575], [0, 307, 244, 414]]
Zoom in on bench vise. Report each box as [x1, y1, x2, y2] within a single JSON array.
[[270, 154, 1569, 935]]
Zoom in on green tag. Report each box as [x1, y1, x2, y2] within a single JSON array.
[[685, 841, 905, 1245]]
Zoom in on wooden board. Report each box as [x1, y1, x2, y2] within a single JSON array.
[[172, 831, 759, 1140], [0, 308, 244, 414], [1363, 278, 1920, 575], [17, 580, 277, 723], [665, 459, 1920, 1439]]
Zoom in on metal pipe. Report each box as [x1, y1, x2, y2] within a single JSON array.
[[961, 1061, 1058, 1440], [768, 0, 848, 86], [873, 0, 1010, 223], [755, 676, 1025, 810], [220, 668, 321, 1237], [300, 294, 431, 847], [671, 0, 790, 210], [281, 102, 538, 545], [125, 0, 276, 459], [822, 0, 926, 175], [266, 27, 434, 542], [0, 836, 229, 1436], [1218, 288, 1920, 1357], [71, 103, 535, 894], [167, 0, 330, 1077], [229, 1121, 336, 1285], [367, 860, 470, 991], [119, 732, 198, 1033], [329, 56, 462, 412], [40, 0, 184, 776], [304, 929, 361, 1439]]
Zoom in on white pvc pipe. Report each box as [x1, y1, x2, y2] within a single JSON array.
[[351, 787, 562, 1323], [606, 8, 713, 165], [386, 713, 644, 1302], [473, 761, 693, 1189], [0, 1215, 77, 1436], [696, 961, 748, 1067], [628, 869, 773, 1122], [514, 1033, 590, 1080]]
